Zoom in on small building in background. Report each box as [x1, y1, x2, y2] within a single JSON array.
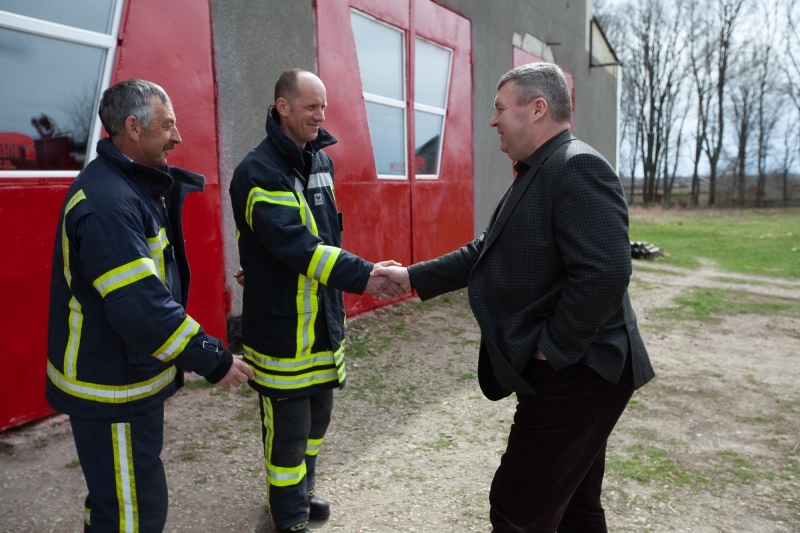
[[0, 0, 619, 430]]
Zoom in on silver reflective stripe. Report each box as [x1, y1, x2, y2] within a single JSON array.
[[255, 369, 339, 388], [308, 172, 333, 189], [47, 362, 177, 402], [312, 247, 335, 280], [244, 347, 335, 370]]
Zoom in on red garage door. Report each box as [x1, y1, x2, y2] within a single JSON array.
[[316, 0, 473, 314]]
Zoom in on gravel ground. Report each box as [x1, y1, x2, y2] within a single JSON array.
[[2, 263, 799, 533]]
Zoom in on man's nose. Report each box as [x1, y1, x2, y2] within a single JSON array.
[[172, 126, 182, 144], [315, 109, 325, 123]]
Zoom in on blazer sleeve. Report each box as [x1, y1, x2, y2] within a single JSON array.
[[407, 233, 484, 300], [537, 152, 632, 370]]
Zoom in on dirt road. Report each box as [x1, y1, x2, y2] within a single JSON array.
[[2, 262, 799, 532]]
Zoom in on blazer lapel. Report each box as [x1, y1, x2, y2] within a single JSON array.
[[481, 131, 574, 256]]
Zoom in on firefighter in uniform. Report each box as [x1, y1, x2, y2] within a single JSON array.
[[46, 79, 254, 533], [229, 69, 403, 533]]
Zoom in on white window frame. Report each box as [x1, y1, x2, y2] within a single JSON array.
[[350, 9, 408, 181], [413, 35, 452, 180], [0, 2, 125, 179]]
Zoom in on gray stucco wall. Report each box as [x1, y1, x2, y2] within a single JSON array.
[[434, 0, 619, 235], [210, 0, 318, 317]]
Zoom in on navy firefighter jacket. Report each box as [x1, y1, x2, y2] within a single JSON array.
[[229, 106, 373, 399], [46, 138, 232, 419]]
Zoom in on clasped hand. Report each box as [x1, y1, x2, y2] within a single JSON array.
[[368, 261, 411, 300]]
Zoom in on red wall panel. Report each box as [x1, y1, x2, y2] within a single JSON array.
[[0, 181, 71, 430], [0, 0, 225, 431], [317, 0, 473, 314]]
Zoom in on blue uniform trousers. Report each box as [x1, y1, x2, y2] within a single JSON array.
[[259, 389, 333, 530], [70, 404, 168, 533]]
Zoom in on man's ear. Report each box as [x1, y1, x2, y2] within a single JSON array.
[[123, 115, 141, 142], [275, 97, 291, 117], [531, 97, 548, 121]]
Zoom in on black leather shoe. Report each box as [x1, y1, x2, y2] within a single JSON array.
[[308, 492, 330, 520], [276, 522, 309, 533]]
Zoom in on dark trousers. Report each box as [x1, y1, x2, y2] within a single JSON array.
[[489, 354, 634, 533], [70, 405, 168, 533], [259, 389, 333, 529]]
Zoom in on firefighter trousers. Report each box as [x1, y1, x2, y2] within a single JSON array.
[[70, 404, 168, 533], [259, 389, 333, 530]]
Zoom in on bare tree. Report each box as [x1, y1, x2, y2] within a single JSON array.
[[702, 0, 747, 206], [686, 0, 716, 206], [729, 50, 757, 206], [785, 0, 800, 115], [623, 0, 685, 205], [778, 119, 799, 205]]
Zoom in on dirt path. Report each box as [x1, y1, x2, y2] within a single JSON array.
[[2, 264, 799, 533]]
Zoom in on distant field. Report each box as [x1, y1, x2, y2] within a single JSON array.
[[629, 207, 800, 278]]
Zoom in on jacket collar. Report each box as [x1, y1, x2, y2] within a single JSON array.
[[480, 130, 574, 255], [96, 138, 204, 194], [265, 105, 337, 171]]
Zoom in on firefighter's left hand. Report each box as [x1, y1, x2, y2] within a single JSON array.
[[217, 354, 254, 389], [233, 268, 245, 287]]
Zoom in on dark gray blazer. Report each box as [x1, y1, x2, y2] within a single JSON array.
[[408, 130, 655, 401]]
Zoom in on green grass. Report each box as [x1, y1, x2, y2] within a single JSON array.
[[629, 209, 800, 278], [654, 287, 800, 323]]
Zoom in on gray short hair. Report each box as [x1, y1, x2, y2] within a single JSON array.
[[99, 79, 171, 139], [497, 63, 572, 124]]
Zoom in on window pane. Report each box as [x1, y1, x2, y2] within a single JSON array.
[[350, 11, 404, 101], [414, 111, 443, 175], [414, 38, 450, 109], [0, 0, 116, 34], [365, 102, 405, 176], [0, 28, 104, 171]]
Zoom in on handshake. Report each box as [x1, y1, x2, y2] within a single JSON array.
[[232, 260, 411, 301], [366, 260, 412, 300]]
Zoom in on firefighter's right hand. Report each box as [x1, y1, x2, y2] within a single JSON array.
[[368, 266, 410, 300], [217, 354, 254, 389], [233, 268, 245, 287]]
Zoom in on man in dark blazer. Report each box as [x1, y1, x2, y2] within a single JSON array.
[[372, 62, 655, 532]]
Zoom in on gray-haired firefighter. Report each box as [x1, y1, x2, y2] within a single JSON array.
[[229, 69, 403, 533], [47, 79, 254, 533]]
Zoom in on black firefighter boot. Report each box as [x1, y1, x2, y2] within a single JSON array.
[[308, 489, 330, 520]]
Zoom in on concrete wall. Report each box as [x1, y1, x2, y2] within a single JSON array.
[[209, 0, 318, 319], [433, 0, 618, 235]]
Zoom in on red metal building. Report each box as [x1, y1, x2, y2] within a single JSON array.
[[0, 0, 620, 430]]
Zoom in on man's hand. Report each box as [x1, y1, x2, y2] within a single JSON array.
[[233, 268, 245, 287], [370, 266, 411, 299], [216, 354, 254, 389], [534, 348, 547, 361], [372, 260, 403, 270]]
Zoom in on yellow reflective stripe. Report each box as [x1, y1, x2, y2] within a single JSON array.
[[93, 258, 158, 298], [112, 422, 138, 533], [47, 361, 177, 403], [306, 245, 341, 285], [154, 316, 200, 362], [266, 461, 307, 487], [244, 345, 336, 372], [62, 189, 86, 287], [262, 396, 276, 510], [295, 187, 318, 236], [236, 228, 240, 241], [243, 345, 346, 390], [306, 438, 323, 457], [63, 297, 83, 379], [146, 228, 169, 282], [245, 188, 299, 229], [84, 507, 91, 526], [249, 367, 340, 390], [295, 274, 318, 358]]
